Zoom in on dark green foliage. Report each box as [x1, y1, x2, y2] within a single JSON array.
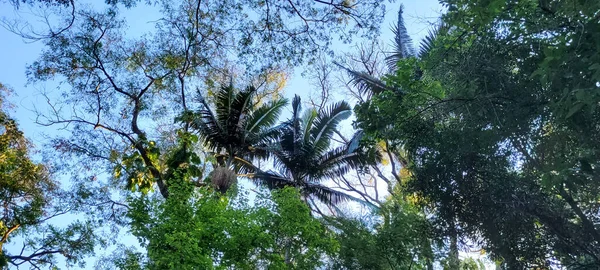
[[331, 198, 433, 269], [355, 0, 600, 268]]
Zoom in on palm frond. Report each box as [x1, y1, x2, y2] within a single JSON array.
[[419, 22, 446, 58], [301, 108, 318, 145], [386, 5, 416, 72], [215, 84, 237, 127], [315, 146, 364, 180], [312, 101, 352, 155], [248, 123, 285, 145], [245, 98, 288, 134], [250, 96, 374, 209], [302, 182, 364, 206], [232, 156, 259, 175], [291, 95, 302, 151], [253, 170, 294, 189], [334, 61, 395, 96], [244, 125, 286, 162], [346, 130, 364, 153], [227, 86, 255, 136], [278, 123, 296, 158], [193, 98, 225, 153]]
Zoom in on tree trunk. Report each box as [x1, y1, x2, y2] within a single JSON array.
[[448, 222, 460, 269]]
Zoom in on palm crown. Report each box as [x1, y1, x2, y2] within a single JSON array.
[[255, 95, 369, 206], [189, 84, 288, 172]]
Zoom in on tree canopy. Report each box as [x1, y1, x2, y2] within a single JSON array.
[[353, 0, 600, 268], [3, 0, 600, 269]]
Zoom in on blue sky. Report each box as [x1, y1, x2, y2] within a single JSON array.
[[0, 0, 454, 268]]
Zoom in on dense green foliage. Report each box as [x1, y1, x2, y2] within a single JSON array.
[[332, 196, 434, 269], [354, 0, 600, 268], [124, 179, 338, 269]]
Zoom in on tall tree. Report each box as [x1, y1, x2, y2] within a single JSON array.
[[336, 6, 450, 268]]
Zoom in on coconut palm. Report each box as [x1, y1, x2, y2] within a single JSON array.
[[254, 95, 371, 206], [186, 84, 287, 191]]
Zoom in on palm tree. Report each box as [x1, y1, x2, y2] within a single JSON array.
[[187, 84, 287, 192], [334, 4, 444, 97], [254, 95, 371, 206]]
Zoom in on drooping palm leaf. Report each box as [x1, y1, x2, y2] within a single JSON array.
[[314, 146, 365, 180], [312, 101, 352, 156], [225, 86, 254, 140], [302, 182, 369, 207], [346, 130, 364, 153], [215, 84, 237, 128], [334, 61, 391, 96], [253, 170, 294, 189], [192, 97, 224, 153], [291, 95, 302, 154], [255, 170, 368, 207], [299, 109, 315, 145], [246, 98, 288, 135]]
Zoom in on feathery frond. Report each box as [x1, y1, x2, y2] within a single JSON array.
[[312, 101, 352, 155], [386, 5, 416, 72], [419, 22, 446, 58], [334, 61, 392, 96]]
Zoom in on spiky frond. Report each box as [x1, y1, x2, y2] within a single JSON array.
[[254, 170, 366, 206], [419, 22, 446, 58], [301, 109, 318, 145], [303, 183, 357, 205], [189, 84, 287, 170], [253, 170, 293, 189], [346, 130, 364, 153], [246, 98, 288, 135], [386, 5, 416, 71]]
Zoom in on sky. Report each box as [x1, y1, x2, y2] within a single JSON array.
[[0, 1, 495, 269]]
